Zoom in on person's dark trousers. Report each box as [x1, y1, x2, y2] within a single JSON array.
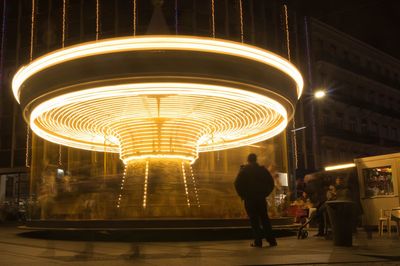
[[315, 204, 327, 236], [244, 198, 276, 246]]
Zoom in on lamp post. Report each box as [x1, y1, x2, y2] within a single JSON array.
[[290, 89, 326, 199], [290, 126, 306, 200]]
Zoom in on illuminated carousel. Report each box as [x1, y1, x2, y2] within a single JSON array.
[[12, 0, 303, 225]]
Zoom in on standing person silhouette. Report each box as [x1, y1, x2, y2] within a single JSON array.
[[234, 153, 277, 248]]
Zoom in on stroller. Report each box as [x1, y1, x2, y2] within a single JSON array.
[[297, 203, 331, 239], [297, 208, 314, 239], [286, 205, 313, 239]]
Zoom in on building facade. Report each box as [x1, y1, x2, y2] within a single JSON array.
[[297, 18, 400, 172]]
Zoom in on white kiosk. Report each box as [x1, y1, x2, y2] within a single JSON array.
[[355, 153, 400, 227]]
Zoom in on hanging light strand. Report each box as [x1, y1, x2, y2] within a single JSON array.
[[189, 165, 200, 207], [175, 0, 178, 34], [181, 162, 191, 207], [26, 0, 36, 168], [62, 0, 66, 47], [238, 0, 244, 43], [103, 136, 107, 177], [96, 0, 100, 40], [25, 126, 30, 168], [211, 0, 215, 38], [58, 145, 62, 166], [132, 0, 136, 36], [0, 0, 6, 80], [57, 0, 67, 166], [29, 0, 35, 61], [142, 161, 149, 208], [117, 165, 127, 208], [283, 4, 291, 61], [292, 121, 298, 170]]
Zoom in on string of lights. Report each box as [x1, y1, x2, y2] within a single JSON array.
[[26, 0, 36, 168], [283, 4, 291, 61], [117, 165, 127, 208], [175, 0, 178, 34], [29, 0, 35, 61], [96, 0, 100, 40], [0, 0, 6, 83], [58, 145, 62, 166], [132, 0, 136, 36], [62, 0, 66, 47], [239, 0, 244, 43], [189, 165, 200, 207], [142, 161, 149, 208], [181, 162, 191, 206], [211, 0, 215, 38], [58, 0, 67, 167]]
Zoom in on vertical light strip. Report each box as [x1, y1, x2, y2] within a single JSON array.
[[96, 0, 100, 40], [26, 0, 36, 168], [117, 165, 127, 208], [30, 0, 35, 61], [59, 0, 66, 165], [25, 126, 30, 168], [175, 0, 178, 34], [238, 0, 244, 43], [211, 0, 215, 38], [62, 0, 66, 47], [189, 165, 200, 207], [181, 161, 191, 207], [132, 0, 136, 36], [283, 4, 291, 61], [292, 120, 298, 170], [103, 137, 107, 177], [58, 145, 62, 166], [0, 0, 6, 82], [142, 161, 149, 208]]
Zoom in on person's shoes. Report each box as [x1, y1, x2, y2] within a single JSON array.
[[250, 240, 262, 248]]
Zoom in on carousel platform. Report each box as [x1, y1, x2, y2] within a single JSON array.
[[19, 218, 298, 241]]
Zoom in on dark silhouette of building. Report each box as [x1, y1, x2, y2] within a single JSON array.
[[295, 18, 400, 172]]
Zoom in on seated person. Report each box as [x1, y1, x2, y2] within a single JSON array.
[[334, 177, 351, 200], [313, 185, 336, 237]]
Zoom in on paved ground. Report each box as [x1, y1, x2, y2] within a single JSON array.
[[0, 224, 399, 265]]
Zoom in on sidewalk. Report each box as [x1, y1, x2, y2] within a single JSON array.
[[0, 225, 399, 265]]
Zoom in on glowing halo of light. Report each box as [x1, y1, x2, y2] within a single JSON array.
[[29, 83, 288, 164], [12, 36, 304, 164], [12, 35, 303, 102]]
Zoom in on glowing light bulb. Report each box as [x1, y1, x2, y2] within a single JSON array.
[[315, 90, 326, 99]]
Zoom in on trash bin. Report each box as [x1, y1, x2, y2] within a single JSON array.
[[325, 200, 355, 246]]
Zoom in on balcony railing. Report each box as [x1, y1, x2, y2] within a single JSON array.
[[331, 91, 400, 120], [319, 124, 381, 145], [316, 53, 400, 90]]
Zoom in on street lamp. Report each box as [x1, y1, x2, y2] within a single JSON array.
[[314, 90, 326, 99], [290, 88, 326, 199]]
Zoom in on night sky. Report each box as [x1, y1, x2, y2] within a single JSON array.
[[292, 0, 400, 60]]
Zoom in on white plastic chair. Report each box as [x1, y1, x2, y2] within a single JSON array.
[[378, 209, 390, 236], [389, 207, 400, 237]]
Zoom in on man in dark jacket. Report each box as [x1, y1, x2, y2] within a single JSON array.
[[234, 153, 277, 248]]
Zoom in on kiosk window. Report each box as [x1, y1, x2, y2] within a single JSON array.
[[363, 166, 394, 197]]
